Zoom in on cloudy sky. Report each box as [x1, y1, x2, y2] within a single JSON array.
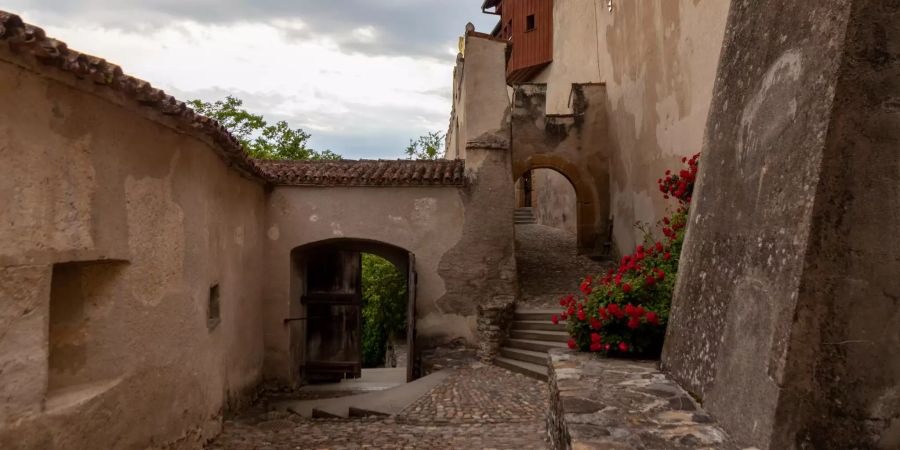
[[2, 1, 498, 159]]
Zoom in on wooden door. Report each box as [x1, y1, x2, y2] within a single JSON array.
[[303, 249, 362, 381], [406, 252, 419, 382]]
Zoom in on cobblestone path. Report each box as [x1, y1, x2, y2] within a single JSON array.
[[515, 224, 613, 309], [206, 364, 548, 449]]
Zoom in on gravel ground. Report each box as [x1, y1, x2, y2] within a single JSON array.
[[515, 224, 614, 310], [206, 365, 548, 450]]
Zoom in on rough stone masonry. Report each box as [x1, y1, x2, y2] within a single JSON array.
[[662, 1, 900, 449]]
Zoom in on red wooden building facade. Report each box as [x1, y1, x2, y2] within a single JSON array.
[[484, 0, 554, 84]]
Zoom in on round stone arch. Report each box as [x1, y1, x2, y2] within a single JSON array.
[[513, 154, 602, 253], [287, 237, 419, 383]]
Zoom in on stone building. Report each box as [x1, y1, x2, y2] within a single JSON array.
[[2, 0, 899, 449], [0, 11, 517, 448], [448, 0, 730, 254]]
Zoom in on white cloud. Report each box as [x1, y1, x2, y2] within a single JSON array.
[[5, 2, 500, 158]]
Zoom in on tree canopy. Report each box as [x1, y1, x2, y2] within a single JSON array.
[[405, 131, 445, 160], [188, 96, 340, 161]]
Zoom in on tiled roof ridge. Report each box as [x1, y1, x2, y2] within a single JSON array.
[[0, 10, 266, 180], [253, 159, 466, 187], [0, 11, 467, 188]]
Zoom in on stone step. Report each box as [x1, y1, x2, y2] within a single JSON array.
[[514, 309, 559, 321], [311, 408, 343, 419], [494, 357, 548, 381], [513, 320, 567, 331], [506, 338, 569, 353], [348, 406, 389, 418], [500, 347, 548, 365], [510, 329, 570, 343]]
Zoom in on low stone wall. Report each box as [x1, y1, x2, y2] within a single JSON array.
[[475, 298, 515, 362], [547, 350, 735, 449]]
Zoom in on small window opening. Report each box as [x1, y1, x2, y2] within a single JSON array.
[[526, 15, 536, 31], [208, 284, 221, 330]]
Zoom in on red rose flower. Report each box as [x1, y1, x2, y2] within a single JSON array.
[[598, 307, 609, 320], [605, 343, 611, 351], [551, 315, 559, 325], [627, 318, 640, 329], [560, 313, 567, 321], [646, 312, 659, 325], [590, 333, 602, 343], [636, 306, 646, 316], [655, 241, 664, 252], [624, 303, 636, 316], [607, 303, 620, 316], [619, 342, 629, 352], [589, 342, 603, 352], [646, 275, 656, 286], [590, 317, 602, 329], [622, 283, 632, 293], [663, 252, 671, 261], [577, 310, 586, 321], [567, 339, 577, 350]]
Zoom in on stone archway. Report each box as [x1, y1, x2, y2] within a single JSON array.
[[510, 83, 612, 254], [513, 154, 602, 253], [288, 238, 419, 384]]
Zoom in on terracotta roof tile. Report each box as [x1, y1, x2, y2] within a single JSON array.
[[0, 11, 468, 189], [0, 11, 265, 180], [254, 159, 466, 187]]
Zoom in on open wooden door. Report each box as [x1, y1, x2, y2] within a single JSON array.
[[303, 249, 363, 382], [406, 252, 419, 382]]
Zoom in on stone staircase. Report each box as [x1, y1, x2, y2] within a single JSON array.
[[494, 309, 568, 381], [514, 207, 536, 224]]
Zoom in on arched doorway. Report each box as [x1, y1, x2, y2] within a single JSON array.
[[288, 239, 419, 384], [513, 156, 601, 253]]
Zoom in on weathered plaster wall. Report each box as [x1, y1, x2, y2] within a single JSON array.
[[662, 1, 900, 448], [532, 169, 577, 235], [447, 31, 512, 161], [533, 0, 730, 254], [511, 83, 610, 252], [0, 51, 267, 449], [262, 186, 469, 382]]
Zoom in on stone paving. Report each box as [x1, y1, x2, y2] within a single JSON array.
[[515, 224, 613, 309], [206, 364, 548, 449]]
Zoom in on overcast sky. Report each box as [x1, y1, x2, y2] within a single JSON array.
[[2, 1, 498, 159]]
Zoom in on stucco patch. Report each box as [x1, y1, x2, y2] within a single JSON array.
[[268, 225, 280, 241], [0, 133, 96, 256], [124, 171, 185, 307], [411, 198, 438, 226]]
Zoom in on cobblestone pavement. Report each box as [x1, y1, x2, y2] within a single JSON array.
[[515, 224, 614, 309], [206, 364, 548, 450]]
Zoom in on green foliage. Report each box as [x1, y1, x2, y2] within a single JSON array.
[[361, 253, 408, 368], [405, 131, 445, 160], [188, 96, 341, 161]]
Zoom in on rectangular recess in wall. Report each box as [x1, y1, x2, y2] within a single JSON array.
[[48, 260, 125, 397], [208, 284, 221, 330]]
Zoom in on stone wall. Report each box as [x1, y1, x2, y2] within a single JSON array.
[[0, 49, 267, 448], [532, 169, 578, 235], [547, 350, 733, 449], [262, 185, 471, 382], [662, 1, 900, 448]]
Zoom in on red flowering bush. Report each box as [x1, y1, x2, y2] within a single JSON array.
[[553, 153, 699, 357]]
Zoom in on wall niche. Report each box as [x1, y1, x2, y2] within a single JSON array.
[[47, 260, 126, 403]]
